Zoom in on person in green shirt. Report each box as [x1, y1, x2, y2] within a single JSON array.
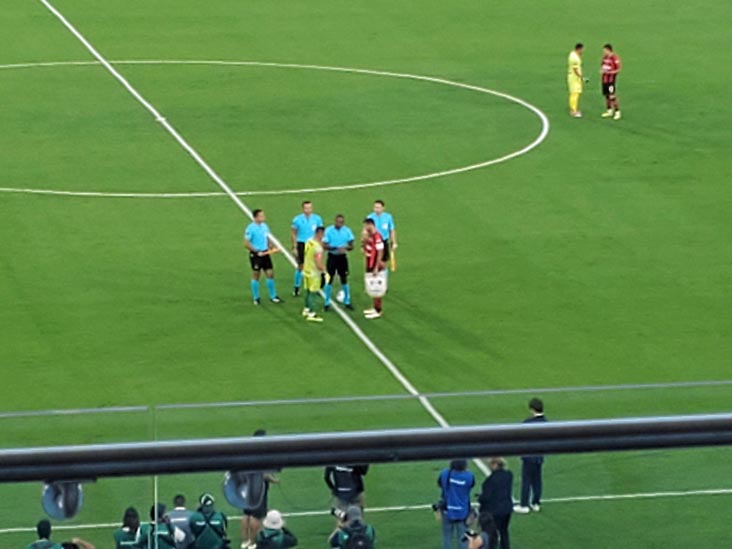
[[189, 493, 229, 549], [255, 510, 298, 549], [113, 507, 142, 549], [139, 503, 178, 549], [27, 519, 95, 549]]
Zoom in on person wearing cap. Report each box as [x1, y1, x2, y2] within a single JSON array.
[[114, 507, 142, 548], [477, 458, 513, 549], [254, 510, 298, 549], [189, 493, 229, 549], [28, 519, 95, 549], [328, 505, 375, 548], [139, 503, 179, 549]]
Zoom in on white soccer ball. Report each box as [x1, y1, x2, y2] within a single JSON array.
[[336, 290, 345, 303]]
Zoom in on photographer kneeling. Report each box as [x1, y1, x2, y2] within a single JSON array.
[[465, 512, 498, 549], [328, 505, 376, 548]]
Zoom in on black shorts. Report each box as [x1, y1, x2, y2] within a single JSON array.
[[602, 82, 616, 97], [381, 239, 391, 262], [296, 241, 306, 265], [243, 505, 267, 520], [327, 254, 350, 282], [249, 251, 273, 271]]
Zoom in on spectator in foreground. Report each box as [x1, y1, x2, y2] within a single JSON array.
[[189, 493, 229, 549], [241, 429, 280, 549], [167, 494, 193, 549], [437, 459, 475, 549], [114, 507, 141, 549], [255, 510, 298, 549], [478, 458, 513, 549], [329, 505, 375, 548], [466, 512, 498, 549], [139, 503, 178, 549], [324, 464, 369, 513], [514, 398, 548, 514], [28, 518, 95, 549]]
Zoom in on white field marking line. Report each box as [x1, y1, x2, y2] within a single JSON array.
[[37, 0, 489, 477], [2, 488, 732, 534], [2, 378, 728, 417], [0, 58, 550, 198]]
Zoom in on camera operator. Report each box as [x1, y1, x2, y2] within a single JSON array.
[[477, 458, 513, 549], [324, 464, 369, 512], [328, 505, 375, 548], [436, 459, 475, 549], [465, 512, 498, 549]]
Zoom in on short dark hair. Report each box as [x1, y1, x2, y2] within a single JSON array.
[[335, 214, 344, 220], [302, 200, 312, 207], [363, 218, 375, 225], [450, 459, 468, 471], [150, 503, 166, 521], [529, 398, 544, 413], [316, 226, 325, 234], [252, 209, 263, 218], [253, 429, 266, 437], [173, 494, 186, 507], [36, 519, 52, 540], [603, 43, 613, 50], [123, 507, 140, 529], [575, 42, 584, 49], [374, 199, 385, 206]]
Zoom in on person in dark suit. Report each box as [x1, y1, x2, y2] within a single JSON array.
[[514, 398, 547, 514], [478, 458, 513, 549]]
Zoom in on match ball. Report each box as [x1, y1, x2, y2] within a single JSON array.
[[336, 290, 345, 303]]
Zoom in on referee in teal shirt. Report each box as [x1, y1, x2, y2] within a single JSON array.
[[323, 214, 355, 310], [245, 209, 282, 305], [290, 201, 323, 296], [367, 199, 397, 267]]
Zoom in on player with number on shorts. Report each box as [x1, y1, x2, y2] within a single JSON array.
[[600, 43, 622, 120]]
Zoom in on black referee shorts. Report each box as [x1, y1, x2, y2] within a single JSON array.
[[296, 241, 306, 265], [249, 251, 273, 271], [381, 239, 391, 262], [327, 254, 349, 284]]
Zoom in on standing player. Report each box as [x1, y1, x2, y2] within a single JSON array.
[[302, 226, 327, 323], [366, 200, 397, 273], [245, 209, 283, 306], [567, 43, 585, 118], [323, 214, 355, 311], [362, 218, 385, 319], [600, 43, 622, 120], [291, 201, 323, 297]]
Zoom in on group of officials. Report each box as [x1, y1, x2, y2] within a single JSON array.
[[244, 200, 397, 322], [568, 42, 622, 119]]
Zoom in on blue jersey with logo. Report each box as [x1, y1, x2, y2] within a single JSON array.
[[245, 222, 270, 252], [292, 213, 323, 243], [367, 212, 395, 241], [323, 225, 355, 254]]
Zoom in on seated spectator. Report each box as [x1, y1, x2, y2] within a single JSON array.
[[28, 519, 95, 549], [189, 493, 229, 549], [328, 505, 375, 548], [255, 510, 298, 549], [114, 507, 141, 549]]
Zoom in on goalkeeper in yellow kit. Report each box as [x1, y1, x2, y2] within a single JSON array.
[[302, 225, 327, 323], [568, 43, 585, 118]]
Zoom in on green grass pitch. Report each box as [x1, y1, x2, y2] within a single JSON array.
[[2, 0, 732, 546]]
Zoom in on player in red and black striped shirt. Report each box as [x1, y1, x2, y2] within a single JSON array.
[[600, 43, 622, 120], [362, 218, 385, 319]]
